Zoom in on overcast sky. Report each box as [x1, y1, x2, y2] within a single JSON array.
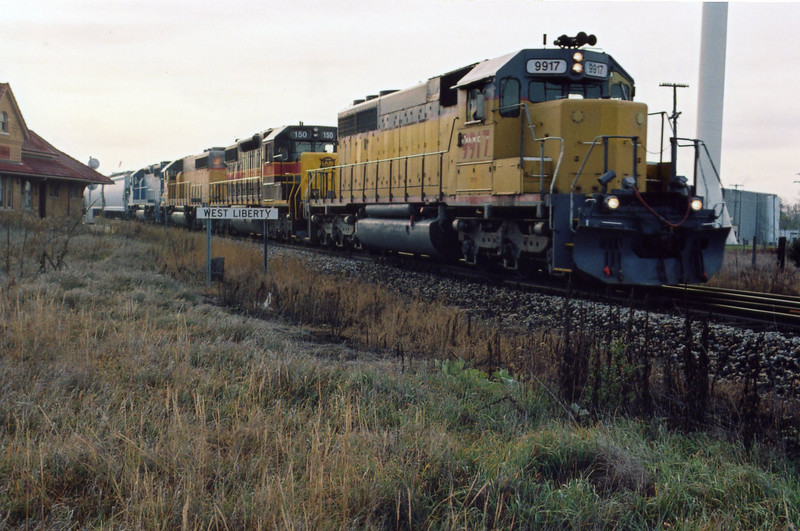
[[3, 0, 800, 203]]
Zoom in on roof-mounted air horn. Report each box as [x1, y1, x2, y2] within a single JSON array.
[[554, 32, 597, 49]]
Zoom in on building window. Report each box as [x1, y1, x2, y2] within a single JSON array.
[[50, 183, 60, 197], [0, 177, 4, 208], [24, 180, 32, 209], [71, 184, 82, 198], [6, 178, 12, 209], [0, 112, 7, 133]]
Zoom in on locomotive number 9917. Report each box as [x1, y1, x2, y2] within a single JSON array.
[[584, 61, 608, 78], [526, 59, 567, 74]]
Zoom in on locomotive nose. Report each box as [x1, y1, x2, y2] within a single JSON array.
[[572, 222, 729, 285]]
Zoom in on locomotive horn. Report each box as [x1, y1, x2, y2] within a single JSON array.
[[554, 32, 598, 49]]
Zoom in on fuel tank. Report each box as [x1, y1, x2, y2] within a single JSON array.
[[356, 218, 457, 258], [170, 210, 189, 227]]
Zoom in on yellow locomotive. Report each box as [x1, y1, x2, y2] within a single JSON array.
[[306, 33, 728, 284], [161, 124, 336, 235]]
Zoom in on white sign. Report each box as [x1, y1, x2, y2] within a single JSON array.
[[584, 61, 608, 79], [196, 207, 278, 220], [526, 59, 567, 75]]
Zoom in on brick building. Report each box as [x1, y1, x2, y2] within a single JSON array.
[[0, 83, 111, 218]]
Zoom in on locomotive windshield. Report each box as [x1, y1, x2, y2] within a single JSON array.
[[294, 141, 335, 156], [527, 69, 634, 103], [270, 127, 336, 162], [528, 80, 605, 102], [272, 139, 335, 162], [521, 47, 636, 103]]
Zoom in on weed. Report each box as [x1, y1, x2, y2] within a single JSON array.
[[586, 341, 638, 414], [681, 312, 710, 426], [710, 246, 800, 295]]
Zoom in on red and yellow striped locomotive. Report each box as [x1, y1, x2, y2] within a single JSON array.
[[161, 124, 335, 237]]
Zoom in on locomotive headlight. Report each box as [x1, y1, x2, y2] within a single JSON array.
[[604, 195, 620, 210], [572, 51, 584, 62], [690, 198, 703, 211], [572, 63, 584, 74]]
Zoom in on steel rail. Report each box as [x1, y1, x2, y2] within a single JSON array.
[[654, 284, 800, 330]]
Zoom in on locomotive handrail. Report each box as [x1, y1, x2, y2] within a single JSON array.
[[304, 117, 459, 206], [167, 181, 206, 206], [673, 136, 722, 195], [217, 175, 263, 206], [536, 137, 565, 199], [289, 175, 301, 219], [521, 103, 565, 197], [307, 147, 452, 172], [647, 111, 669, 161], [569, 135, 642, 233], [305, 150, 449, 204]]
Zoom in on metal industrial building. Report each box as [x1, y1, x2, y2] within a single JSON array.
[[722, 188, 781, 245]]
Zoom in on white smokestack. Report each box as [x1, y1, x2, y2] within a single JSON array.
[[696, 2, 735, 242]]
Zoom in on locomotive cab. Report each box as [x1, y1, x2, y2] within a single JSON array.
[[448, 34, 729, 284], [218, 124, 337, 238]]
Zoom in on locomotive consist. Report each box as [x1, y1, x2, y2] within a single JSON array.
[[93, 34, 729, 285], [90, 124, 337, 234]]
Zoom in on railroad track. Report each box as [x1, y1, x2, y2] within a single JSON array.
[[467, 269, 800, 332], [647, 284, 800, 331], [277, 241, 800, 332], [134, 219, 799, 333]]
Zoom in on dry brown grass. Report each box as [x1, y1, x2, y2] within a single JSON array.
[[0, 224, 435, 527], [709, 246, 800, 295], [2, 220, 563, 527], [3, 218, 800, 528], [118, 222, 560, 382]]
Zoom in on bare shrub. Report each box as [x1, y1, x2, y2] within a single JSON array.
[[1, 212, 85, 286]]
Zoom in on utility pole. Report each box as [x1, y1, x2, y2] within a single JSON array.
[[659, 82, 689, 182], [731, 184, 742, 245], [752, 195, 760, 267]]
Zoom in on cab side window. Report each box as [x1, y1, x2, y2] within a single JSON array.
[[610, 82, 631, 100], [609, 71, 634, 100], [499, 77, 521, 117], [467, 87, 485, 122]]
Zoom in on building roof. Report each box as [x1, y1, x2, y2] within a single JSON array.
[[1, 82, 112, 186], [0, 129, 112, 185], [0, 82, 30, 138]]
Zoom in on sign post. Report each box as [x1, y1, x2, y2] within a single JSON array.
[[206, 211, 212, 284], [268, 218, 272, 272], [196, 207, 278, 284]]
